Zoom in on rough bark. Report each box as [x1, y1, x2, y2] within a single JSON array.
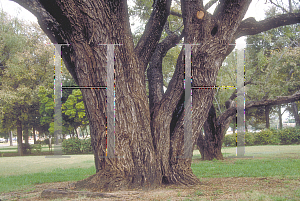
[[17, 119, 23, 156], [10, 0, 300, 192]]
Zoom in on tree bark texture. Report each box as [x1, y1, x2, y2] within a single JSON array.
[[10, 0, 300, 191]]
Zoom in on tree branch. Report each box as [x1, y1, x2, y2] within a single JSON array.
[[269, 0, 289, 13], [220, 90, 300, 123], [170, 10, 182, 17], [134, 0, 172, 72], [204, 0, 218, 10], [246, 90, 300, 108], [147, 33, 183, 114], [235, 13, 300, 39]]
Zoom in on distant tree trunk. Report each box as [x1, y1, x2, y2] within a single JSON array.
[[197, 100, 236, 160], [278, 105, 283, 129], [197, 105, 223, 160], [17, 119, 23, 156], [291, 102, 300, 126], [24, 127, 29, 144], [10, 131, 13, 146], [74, 128, 79, 138], [33, 127, 36, 144], [265, 105, 270, 129]]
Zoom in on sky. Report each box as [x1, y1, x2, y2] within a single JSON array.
[[0, 0, 291, 121]]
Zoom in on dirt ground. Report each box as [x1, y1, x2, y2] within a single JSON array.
[[1, 177, 299, 201]]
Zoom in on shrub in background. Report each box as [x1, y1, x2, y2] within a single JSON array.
[[253, 128, 280, 145], [22, 143, 31, 154], [62, 138, 81, 154], [62, 138, 93, 154], [223, 134, 236, 147], [245, 132, 255, 146], [81, 138, 93, 153], [278, 127, 300, 145], [30, 144, 42, 153]]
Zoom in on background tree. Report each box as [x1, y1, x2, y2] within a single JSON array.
[[0, 11, 53, 155]]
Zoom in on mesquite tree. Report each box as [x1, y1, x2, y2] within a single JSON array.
[[11, 0, 300, 191]]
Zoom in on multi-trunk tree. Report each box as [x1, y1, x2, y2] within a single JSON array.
[[11, 0, 300, 191]]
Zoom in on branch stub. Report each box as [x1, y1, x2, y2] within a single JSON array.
[[196, 11, 205, 20]]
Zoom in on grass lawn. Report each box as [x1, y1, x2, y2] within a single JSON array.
[[0, 145, 299, 199]]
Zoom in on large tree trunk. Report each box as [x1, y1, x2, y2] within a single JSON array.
[[12, 0, 278, 191], [291, 102, 300, 127], [17, 119, 23, 156]]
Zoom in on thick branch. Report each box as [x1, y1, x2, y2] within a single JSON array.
[[147, 33, 183, 114], [235, 13, 300, 39], [135, 0, 172, 72], [246, 91, 300, 108], [222, 91, 300, 121]]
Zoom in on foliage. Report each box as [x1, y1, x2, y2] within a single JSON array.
[[81, 138, 93, 154], [62, 138, 92, 154], [254, 128, 280, 145], [21, 143, 31, 154], [223, 134, 236, 147], [245, 132, 255, 146], [62, 89, 89, 135], [277, 126, 300, 145], [224, 127, 300, 147], [0, 10, 54, 138]]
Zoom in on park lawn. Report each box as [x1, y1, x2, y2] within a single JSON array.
[[0, 145, 58, 153], [0, 145, 299, 193]]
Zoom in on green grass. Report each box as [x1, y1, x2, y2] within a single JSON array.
[[0, 155, 94, 176], [0, 166, 96, 192], [191, 145, 300, 178], [0, 145, 299, 194], [191, 158, 300, 178]]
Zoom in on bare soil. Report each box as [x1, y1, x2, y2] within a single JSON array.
[[1, 177, 299, 201]]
